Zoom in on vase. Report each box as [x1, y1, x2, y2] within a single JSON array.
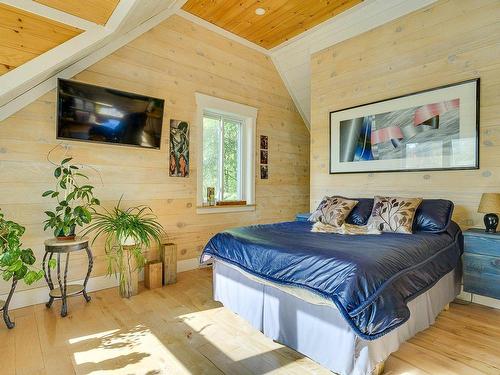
[[119, 245, 139, 298]]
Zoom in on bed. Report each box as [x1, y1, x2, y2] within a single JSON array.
[[201, 199, 463, 375]]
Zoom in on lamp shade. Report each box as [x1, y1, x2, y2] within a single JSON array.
[[478, 193, 500, 213]]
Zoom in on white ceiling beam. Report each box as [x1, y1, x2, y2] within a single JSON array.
[[0, 27, 109, 107], [0, 0, 151, 117], [105, 0, 140, 31], [0, 1, 182, 121]]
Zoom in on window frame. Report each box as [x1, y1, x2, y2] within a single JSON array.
[[195, 93, 257, 214]]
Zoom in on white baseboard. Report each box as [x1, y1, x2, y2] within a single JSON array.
[[456, 290, 500, 309], [1, 258, 201, 311], [177, 258, 201, 273]]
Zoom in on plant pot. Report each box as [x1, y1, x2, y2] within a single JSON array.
[[56, 225, 76, 241], [119, 245, 139, 298], [120, 236, 136, 246]]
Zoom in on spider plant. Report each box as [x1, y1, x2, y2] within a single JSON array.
[[83, 200, 165, 298]]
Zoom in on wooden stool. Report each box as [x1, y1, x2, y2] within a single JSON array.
[[43, 237, 93, 317], [160, 243, 177, 285]]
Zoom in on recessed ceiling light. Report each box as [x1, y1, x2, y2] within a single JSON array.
[[255, 7, 266, 16]]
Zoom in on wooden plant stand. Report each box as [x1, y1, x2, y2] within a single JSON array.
[[120, 245, 139, 298]]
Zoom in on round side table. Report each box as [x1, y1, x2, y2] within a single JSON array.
[[43, 237, 93, 317]]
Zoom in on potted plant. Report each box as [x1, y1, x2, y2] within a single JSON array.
[[42, 157, 100, 240], [0, 210, 52, 328], [83, 200, 165, 298]]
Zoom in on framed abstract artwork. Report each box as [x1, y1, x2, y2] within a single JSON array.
[[329, 79, 479, 174], [169, 120, 190, 177]]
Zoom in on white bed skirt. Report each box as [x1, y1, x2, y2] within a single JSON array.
[[213, 260, 460, 375]]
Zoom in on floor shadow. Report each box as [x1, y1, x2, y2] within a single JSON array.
[[66, 269, 312, 374], [76, 352, 152, 373]]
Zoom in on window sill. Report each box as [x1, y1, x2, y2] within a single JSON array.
[[196, 204, 256, 215]]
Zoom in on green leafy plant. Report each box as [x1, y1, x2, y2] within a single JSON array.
[[0, 210, 52, 285], [42, 157, 100, 238], [83, 199, 165, 297]]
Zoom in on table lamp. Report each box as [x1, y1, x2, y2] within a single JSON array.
[[478, 193, 500, 233]]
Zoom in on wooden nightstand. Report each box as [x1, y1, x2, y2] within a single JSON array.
[[463, 229, 500, 300], [296, 213, 311, 222]]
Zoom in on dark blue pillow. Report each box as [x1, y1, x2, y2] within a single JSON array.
[[413, 199, 454, 233], [346, 198, 374, 226]]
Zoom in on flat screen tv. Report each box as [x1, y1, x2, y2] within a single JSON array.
[[57, 79, 164, 149]]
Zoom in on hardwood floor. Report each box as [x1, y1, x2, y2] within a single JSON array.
[[2, 268, 500, 375]]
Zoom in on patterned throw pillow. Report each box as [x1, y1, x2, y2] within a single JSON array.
[[367, 196, 423, 234], [309, 196, 359, 227]]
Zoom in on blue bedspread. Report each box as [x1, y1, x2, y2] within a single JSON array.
[[201, 221, 463, 340]]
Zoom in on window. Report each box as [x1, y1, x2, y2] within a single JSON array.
[[195, 93, 257, 214], [203, 112, 243, 202]]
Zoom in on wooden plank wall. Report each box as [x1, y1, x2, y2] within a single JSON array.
[[310, 0, 500, 228], [0, 15, 310, 294]]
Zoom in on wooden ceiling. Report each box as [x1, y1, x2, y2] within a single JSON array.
[[182, 0, 363, 49], [0, 3, 82, 76], [34, 0, 120, 25]]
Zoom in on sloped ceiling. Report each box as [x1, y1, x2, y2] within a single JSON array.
[[0, 0, 437, 125], [181, 0, 362, 49], [270, 0, 438, 126], [34, 0, 120, 25], [0, 3, 82, 75], [0, 0, 185, 121]]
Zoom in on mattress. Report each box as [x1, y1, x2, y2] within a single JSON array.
[[219, 259, 334, 306]]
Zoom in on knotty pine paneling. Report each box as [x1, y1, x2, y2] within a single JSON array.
[[0, 15, 309, 294], [182, 0, 362, 49], [34, 0, 119, 25], [310, 0, 500, 229], [0, 3, 82, 75]]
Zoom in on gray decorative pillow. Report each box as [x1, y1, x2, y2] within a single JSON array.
[[309, 196, 359, 227], [367, 196, 423, 234]]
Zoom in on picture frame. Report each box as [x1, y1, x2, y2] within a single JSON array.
[[260, 135, 268, 150], [169, 120, 190, 177], [260, 165, 268, 179], [260, 150, 268, 165], [329, 79, 479, 174]]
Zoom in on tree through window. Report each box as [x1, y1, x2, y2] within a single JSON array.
[[202, 112, 242, 202]]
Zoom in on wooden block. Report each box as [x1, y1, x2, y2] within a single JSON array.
[[160, 243, 177, 285], [144, 261, 163, 289], [216, 200, 247, 206]]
